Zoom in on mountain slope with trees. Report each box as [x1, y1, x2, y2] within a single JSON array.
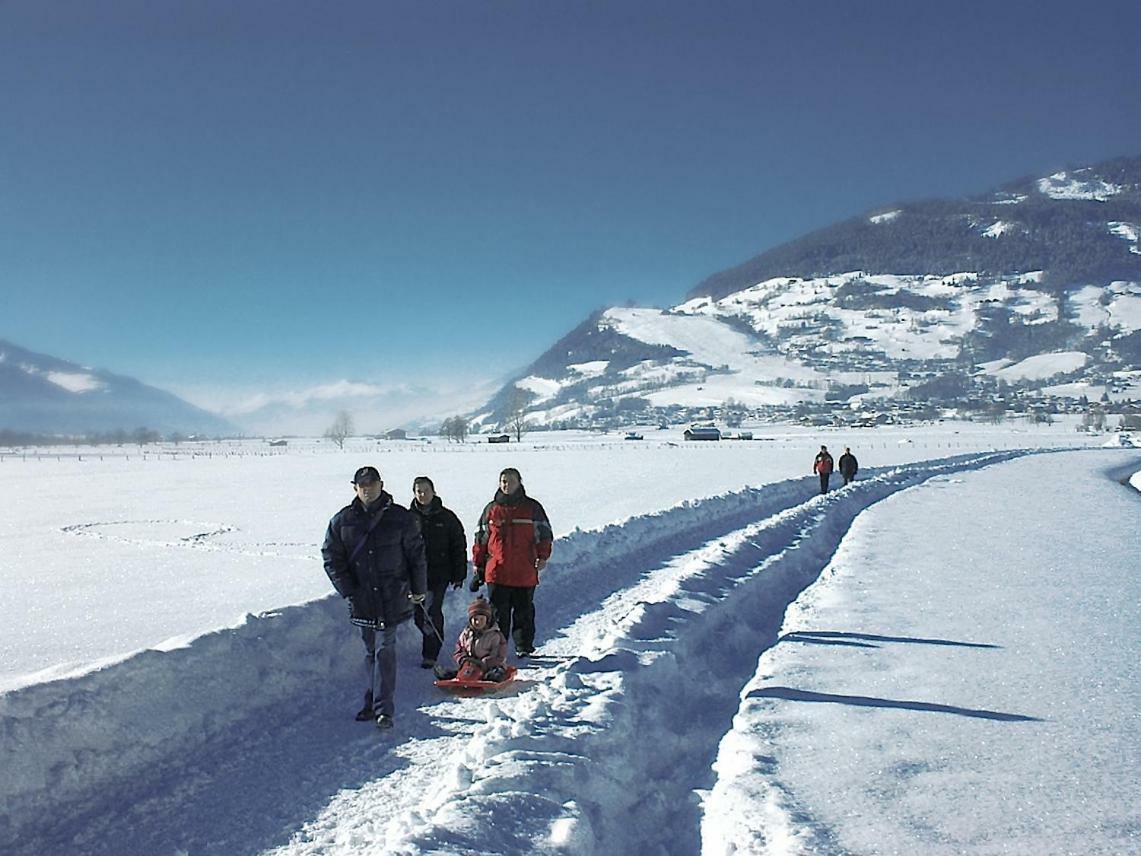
[[471, 155, 1141, 431]]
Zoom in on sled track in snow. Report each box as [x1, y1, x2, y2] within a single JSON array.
[[1, 450, 1035, 855], [60, 518, 314, 559]]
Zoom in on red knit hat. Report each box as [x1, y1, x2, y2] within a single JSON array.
[[468, 598, 493, 620]]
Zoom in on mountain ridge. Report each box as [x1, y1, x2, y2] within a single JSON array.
[[689, 154, 1141, 301], [474, 153, 1141, 429], [0, 339, 239, 437]]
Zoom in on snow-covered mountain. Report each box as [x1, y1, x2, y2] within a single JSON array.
[[0, 339, 238, 437], [478, 156, 1141, 428]]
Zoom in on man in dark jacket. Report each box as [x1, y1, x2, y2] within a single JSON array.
[[409, 476, 467, 668], [321, 465, 427, 730], [470, 467, 553, 657], [838, 447, 859, 485], [813, 445, 834, 494]]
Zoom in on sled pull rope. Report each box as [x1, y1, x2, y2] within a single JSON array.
[[416, 598, 447, 645]]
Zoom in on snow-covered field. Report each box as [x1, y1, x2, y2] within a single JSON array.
[[1, 424, 1137, 854]]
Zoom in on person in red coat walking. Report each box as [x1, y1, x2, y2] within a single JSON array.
[[813, 445, 834, 494], [470, 467, 553, 657]]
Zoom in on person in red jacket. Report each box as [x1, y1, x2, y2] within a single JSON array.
[[813, 445, 834, 494], [470, 467, 553, 657]]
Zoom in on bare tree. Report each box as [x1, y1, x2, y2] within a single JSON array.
[[440, 415, 469, 443], [325, 411, 353, 449], [505, 388, 531, 442]]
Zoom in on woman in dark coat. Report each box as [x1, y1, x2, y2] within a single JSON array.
[[409, 476, 468, 667]]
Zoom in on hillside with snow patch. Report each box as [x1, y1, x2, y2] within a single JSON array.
[[476, 155, 1141, 429]]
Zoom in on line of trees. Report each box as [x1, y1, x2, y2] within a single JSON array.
[[0, 427, 180, 447], [439, 416, 469, 443]]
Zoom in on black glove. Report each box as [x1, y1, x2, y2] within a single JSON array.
[[469, 571, 484, 592], [484, 666, 506, 683]]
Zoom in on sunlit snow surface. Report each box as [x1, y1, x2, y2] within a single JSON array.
[[1, 427, 1137, 855]]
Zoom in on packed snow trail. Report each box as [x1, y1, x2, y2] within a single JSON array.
[[1, 451, 1033, 854], [702, 452, 1141, 855], [377, 450, 1033, 855]]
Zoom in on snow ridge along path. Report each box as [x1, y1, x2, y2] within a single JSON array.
[[1, 450, 1030, 855]]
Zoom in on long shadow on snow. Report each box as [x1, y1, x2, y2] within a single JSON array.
[[782, 630, 1003, 649], [746, 686, 1044, 722]]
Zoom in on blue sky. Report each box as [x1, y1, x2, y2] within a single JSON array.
[[2, 0, 1140, 417]]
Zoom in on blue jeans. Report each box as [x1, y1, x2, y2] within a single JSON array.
[[361, 625, 398, 717]]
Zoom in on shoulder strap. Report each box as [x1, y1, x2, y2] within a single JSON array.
[[348, 505, 388, 565]]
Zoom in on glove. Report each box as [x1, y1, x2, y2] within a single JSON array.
[[484, 666, 506, 683], [410, 593, 426, 605], [469, 571, 484, 592]]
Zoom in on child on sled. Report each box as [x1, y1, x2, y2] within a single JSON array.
[[434, 597, 508, 682]]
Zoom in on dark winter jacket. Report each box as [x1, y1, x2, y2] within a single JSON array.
[[813, 451, 834, 475], [838, 452, 859, 478], [321, 491, 428, 629], [409, 496, 468, 587], [472, 487, 553, 588]]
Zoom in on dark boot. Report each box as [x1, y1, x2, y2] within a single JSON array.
[[355, 690, 374, 721], [433, 663, 458, 680]]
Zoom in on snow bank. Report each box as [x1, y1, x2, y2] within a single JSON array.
[[0, 599, 357, 850]]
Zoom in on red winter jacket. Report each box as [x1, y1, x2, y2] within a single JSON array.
[[472, 487, 553, 588], [813, 451, 834, 475]]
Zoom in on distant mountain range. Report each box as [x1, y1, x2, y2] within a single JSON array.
[[476, 154, 1141, 428], [0, 340, 238, 437], [10, 155, 1140, 438]]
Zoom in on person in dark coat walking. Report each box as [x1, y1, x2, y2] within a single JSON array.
[[838, 447, 859, 485], [409, 476, 467, 669], [470, 467, 553, 657], [813, 445, 834, 494], [321, 466, 427, 730]]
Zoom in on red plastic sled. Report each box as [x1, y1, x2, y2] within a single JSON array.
[[434, 665, 518, 693]]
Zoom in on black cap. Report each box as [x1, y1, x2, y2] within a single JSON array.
[[352, 466, 381, 485]]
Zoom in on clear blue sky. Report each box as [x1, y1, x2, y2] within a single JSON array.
[[3, 0, 1140, 411]]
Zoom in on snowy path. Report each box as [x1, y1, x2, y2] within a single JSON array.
[[2, 449, 1047, 855], [703, 451, 1141, 855]]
